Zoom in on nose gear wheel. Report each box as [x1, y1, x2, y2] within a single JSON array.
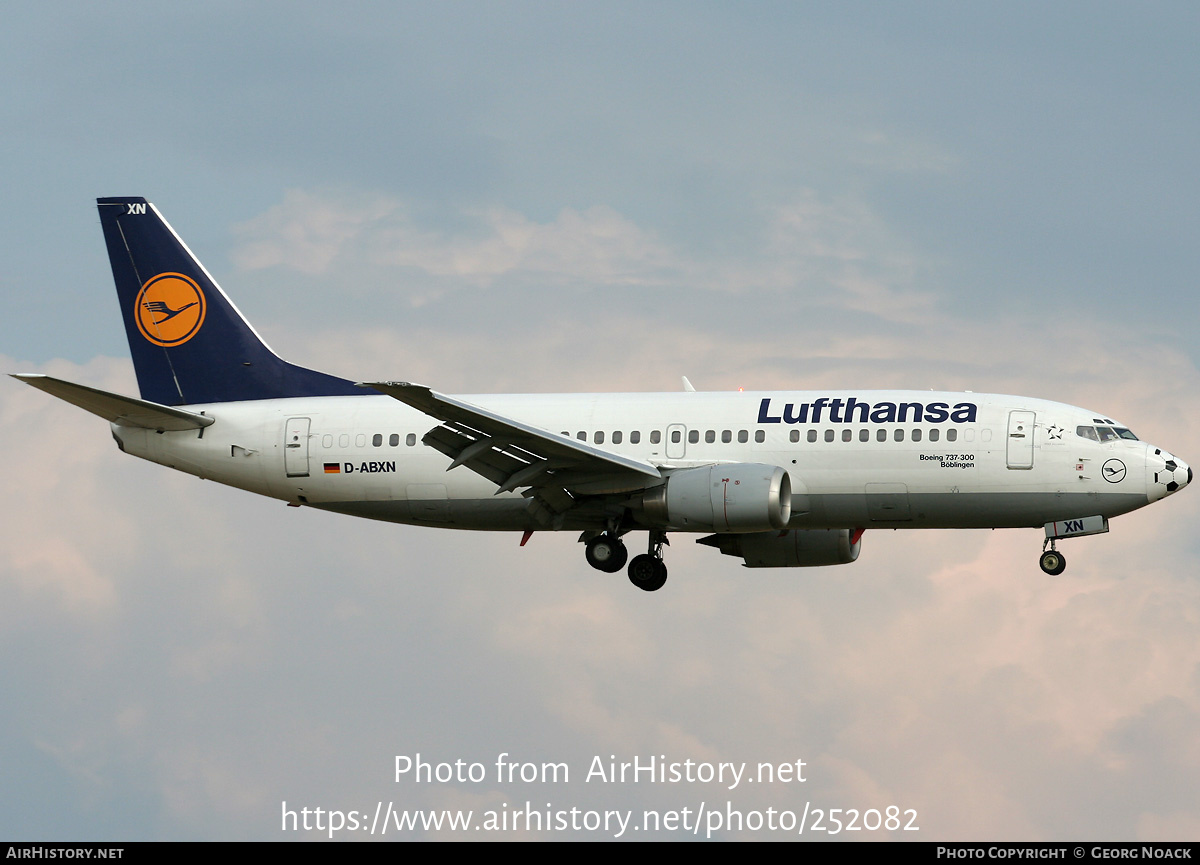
[[1039, 539, 1067, 576]]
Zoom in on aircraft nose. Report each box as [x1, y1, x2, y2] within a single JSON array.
[[1146, 447, 1189, 501]]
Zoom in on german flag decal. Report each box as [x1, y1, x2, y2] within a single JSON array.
[[323, 463, 341, 474]]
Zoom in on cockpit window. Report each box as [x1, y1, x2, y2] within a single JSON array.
[[1078, 424, 1139, 442]]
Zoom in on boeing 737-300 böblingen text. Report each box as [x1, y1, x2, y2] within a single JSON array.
[[12, 198, 1191, 591]]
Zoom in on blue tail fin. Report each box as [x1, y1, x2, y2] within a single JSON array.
[[97, 197, 361, 406]]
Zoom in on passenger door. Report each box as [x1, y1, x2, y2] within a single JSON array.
[[284, 417, 311, 477], [1007, 411, 1035, 469]]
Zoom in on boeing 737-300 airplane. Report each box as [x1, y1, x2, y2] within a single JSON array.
[[12, 198, 1192, 590]]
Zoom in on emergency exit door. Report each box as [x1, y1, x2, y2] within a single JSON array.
[[666, 424, 687, 459]]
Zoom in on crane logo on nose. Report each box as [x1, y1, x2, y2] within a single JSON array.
[[1102, 459, 1127, 483]]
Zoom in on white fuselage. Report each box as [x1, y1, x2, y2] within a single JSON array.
[[109, 389, 1182, 534]]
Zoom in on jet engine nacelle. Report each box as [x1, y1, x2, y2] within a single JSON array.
[[699, 528, 862, 568], [642, 463, 792, 531]]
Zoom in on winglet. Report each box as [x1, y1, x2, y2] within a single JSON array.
[[682, 376, 696, 392]]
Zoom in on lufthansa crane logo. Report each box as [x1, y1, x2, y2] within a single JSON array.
[[134, 273, 206, 346], [1102, 459, 1127, 484]]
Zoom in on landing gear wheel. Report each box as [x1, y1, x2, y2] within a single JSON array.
[[627, 554, 668, 592], [1039, 549, 1067, 576], [585, 535, 628, 573]]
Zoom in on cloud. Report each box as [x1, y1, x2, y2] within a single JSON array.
[[232, 189, 679, 292], [231, 190, 397, 276], [1, 357, 138, 616], [229, 188, 932, 319]]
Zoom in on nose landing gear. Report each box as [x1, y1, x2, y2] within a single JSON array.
[[1039, 539, 1067, 576]]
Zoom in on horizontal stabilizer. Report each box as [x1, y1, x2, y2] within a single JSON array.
[[11, 374, 215, 431]]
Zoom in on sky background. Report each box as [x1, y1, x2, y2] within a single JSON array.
[[2, 1, 1199, 840]]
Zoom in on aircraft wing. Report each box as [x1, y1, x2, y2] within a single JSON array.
[[11, 374, 215, 431], [361, 381, 662, 524]]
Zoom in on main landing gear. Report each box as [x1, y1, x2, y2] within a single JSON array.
[[627, 531, 668, 592], [584, 533, 628, 573], [583, 530, 669, 591], [1039, 539, 1067, 576]]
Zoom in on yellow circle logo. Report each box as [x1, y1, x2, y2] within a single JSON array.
[[135, 273, 206, 346]]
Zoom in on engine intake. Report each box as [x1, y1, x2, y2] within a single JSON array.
[[642, 463, 792, 532]]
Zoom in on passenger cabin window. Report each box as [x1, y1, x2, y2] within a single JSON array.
[[754, 430, 765, 443], [842, 429, 852, 442], [651, 430, 661, 444], [705, 430, 715, 443], [688, 430, 699, 444], [790, 430, 800, 443], [877, 429, 887, 442], [947, 429, 958, 442], [406, 433, 416, 446], [912, 429, 922, 442], [389, 433, 400, 446], [722, 430, 732, 443], [670, 430, 681, 444], [824, 429, 834, 442], [894, 429, 904, 442], [808, 430, 817, 443], [631, 431, 641, 444], [738, 430, 748, 443], [595, 431, 604, 444], [859, 429, 869, 442], [613, 431, 623, 444], [930, 429, 940, 442]]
